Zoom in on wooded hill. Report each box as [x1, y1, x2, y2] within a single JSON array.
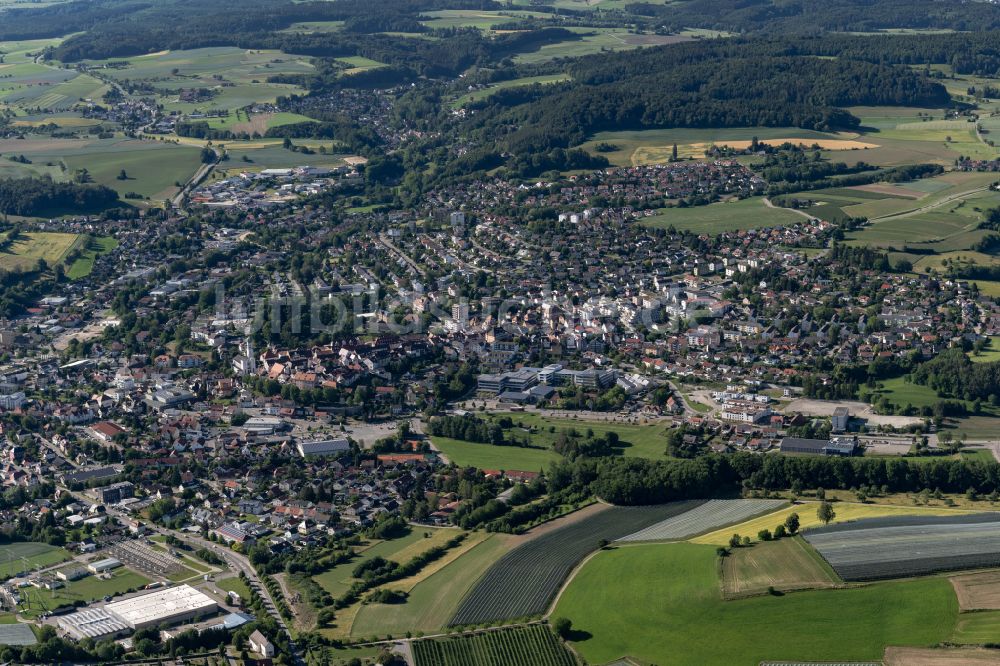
[[465, 40, 951, 154]]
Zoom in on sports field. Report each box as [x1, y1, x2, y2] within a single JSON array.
[[555, 542, 957, 665], [18, 568, 150, 618], [0, 542, 72, 579], [643, 197, 809, 233]]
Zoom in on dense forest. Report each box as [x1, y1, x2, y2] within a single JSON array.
[[464, 41, 949, 154], [0, 178, 120, 216], [911, 348, 1000, 403], [632, 0, 1000, 34]]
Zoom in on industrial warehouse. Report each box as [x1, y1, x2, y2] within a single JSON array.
[[58, 584, 218, 641]]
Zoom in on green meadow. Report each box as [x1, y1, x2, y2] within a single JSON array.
[[556, 542, 957, 665], [643, 197, 808, 233]]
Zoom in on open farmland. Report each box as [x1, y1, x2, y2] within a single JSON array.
[[579, 127, 844, 167], [418, 9, 556, 30], [0, 134, 203, 202], [691, 502, 979, 546], [449, 501, 705, 625], [556, 542, 956, 665], [843, 106, 995, 166], [885, 646, 1000, 665], [314, 527, 452, 598], [952, 610, 1000, 645], [453, 74, 571, 107], [617, 499, 786, 542], [0, 231, 79, 272], [513, 28, 693, 65], [643, 197, 812, 233], [411, 625, 575, 666], [804, 513, 1000, 581], [352, 533, 518, 638], [721, 536, 842, 598]]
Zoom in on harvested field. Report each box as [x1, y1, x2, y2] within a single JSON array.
[[884, 646, 1000, 665], [449, 501, 705, 625], [721, 536, 842, 598], [685, 138, 879, 152], [804, 513, 1000, 581], [617, 499, 786, 542], [951, 570, 1000, 611], [852, 183, 923, 198]]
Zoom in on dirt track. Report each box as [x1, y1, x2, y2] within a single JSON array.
[[784, 398, 923, 428], [884, 647, 1000, 665]]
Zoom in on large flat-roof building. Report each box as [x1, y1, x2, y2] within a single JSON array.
[[780, 437, 857, 457], [58, 607, 130, 641], [297, 438, 350, 458], [58, 585, 218, 641], [104, 584, 218, 630]]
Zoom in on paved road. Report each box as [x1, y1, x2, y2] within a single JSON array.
[[172, 155, 217, 207], [379, 234, 426, 277], [763, 197, 817, 221], [65, 488, 303, 665], [869, 185, 991, 222]]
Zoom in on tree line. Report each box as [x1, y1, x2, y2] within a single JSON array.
[[547, 454, 1000, 506]]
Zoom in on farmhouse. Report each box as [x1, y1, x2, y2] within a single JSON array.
[[249, 629, 275, 657]]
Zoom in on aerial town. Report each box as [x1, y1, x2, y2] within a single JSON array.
[[7, 1, 1000, 665]]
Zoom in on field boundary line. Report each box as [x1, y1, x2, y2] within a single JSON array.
[[544, 545, 604, 619], [868, 185, 991, 223]]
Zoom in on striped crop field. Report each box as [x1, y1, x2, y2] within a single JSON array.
[[412, 625, 575, 666], [617, 499, 787, 542], [804, 513, 1000, 581], [449, 501, 704, 626]]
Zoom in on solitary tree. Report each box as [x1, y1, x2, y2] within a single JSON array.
[[817, 501, 836, 525], [552, 617, 572, 639], [784, 512, 800, 535]]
